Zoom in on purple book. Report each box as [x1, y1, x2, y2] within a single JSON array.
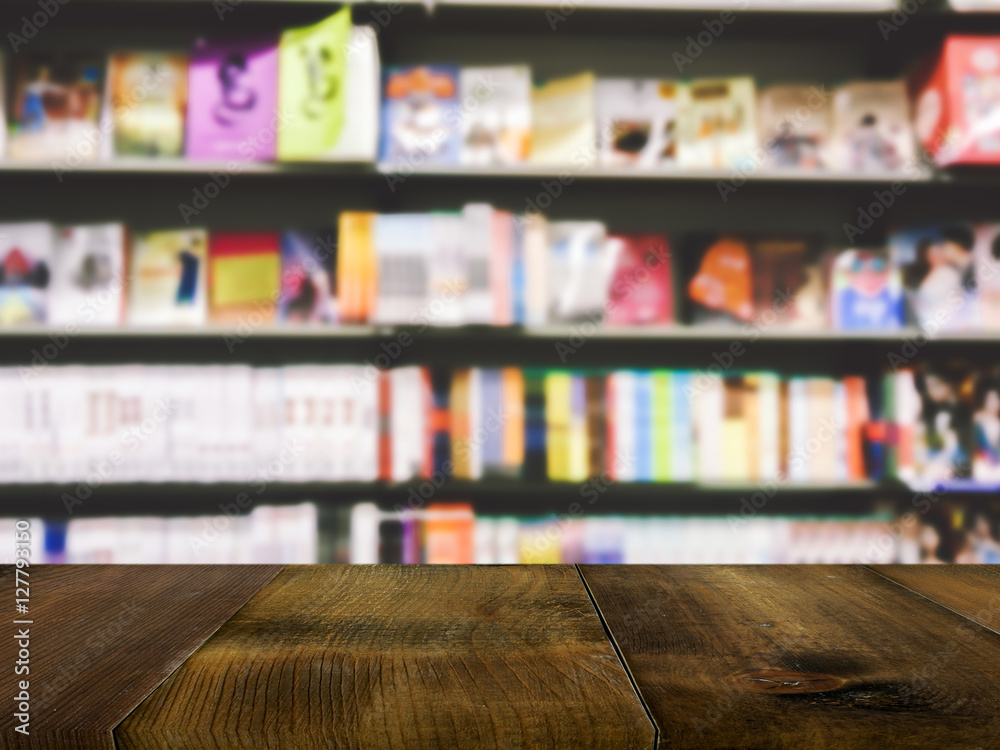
[[185, 36, 279, 161]]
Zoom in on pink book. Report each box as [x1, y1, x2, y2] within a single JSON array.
[[185, 36, 279, 161], [606, 234, 673, 326]]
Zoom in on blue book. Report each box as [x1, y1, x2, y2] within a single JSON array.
[[379, 65, 461, 165], [634, 372, 653, 481]]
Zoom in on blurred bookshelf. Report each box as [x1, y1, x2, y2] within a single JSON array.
[[3, 0, 1000, 566]]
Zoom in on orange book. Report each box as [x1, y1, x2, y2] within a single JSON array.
[[378, 371, 391, 481], [423, 503, 474, 563], [501, 367, 525, 471], [450, 370, 471, 478], [336, 212, 378, 323], [844, 376, 868, 480]]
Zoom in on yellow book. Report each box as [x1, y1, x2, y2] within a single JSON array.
[[519, 521, 563, 564], [544, 372, 571, 481], [652, 371, 671, 482], [567, 376, 588, 482], [336, 212, 378, 323], [530, 72, 596, 166], [450, 370, 471, 479]]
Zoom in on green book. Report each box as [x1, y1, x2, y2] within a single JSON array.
[[652, 370, 671, 482], [277, 8, 350, 160]]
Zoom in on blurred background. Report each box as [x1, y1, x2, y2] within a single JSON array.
[[2, 0, 1000, 564]]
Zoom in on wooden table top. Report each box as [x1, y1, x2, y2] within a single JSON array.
[[2, 565, 998, 749]]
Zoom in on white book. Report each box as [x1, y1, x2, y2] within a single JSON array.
[[596, 79, 679, 168], [427, 213, 466, 326], [462, 204, 495, 324], [473, 518, 497, 564], [695, 373, 724, 482], [0, 222, 56, 325], [757, 373, 780, 481], [495, 517, 521, 564], [350, 502, 381, 564], [460, 66, 531, 167], [324, 27, 381, 162], [547, 221, 613, 321], [610, 371, 637, 482], [523, 213, 549, 327], [49, 224, 126, 327], [373, 214, 432, 325], [788, 378, 809, 482], [390, 368, 426, 481]]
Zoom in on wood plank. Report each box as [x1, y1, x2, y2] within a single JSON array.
[[581, 564, 1000, 749], [0, 564, 281, 750], [868, 565, 1000, 637], [116, 565, 654, 749]]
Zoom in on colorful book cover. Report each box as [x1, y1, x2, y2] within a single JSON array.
[[185, 36, 279, 161], [501, 367, 525, 476], [972, 367, 1000, 484], [605, 234, 673, 326], [279, 230, 336, 323], [0, 223, 54, 324], [379, 65, 460, 165], [829, 81, 915, 172], [429, 369, 453, 477], [757, 84, 831, 170], [460, 65, 531, 166], [911, 364, 976, 484], [547, 221, 615, 321], [50, 224, 126, 326], [208, 232, 280, 323], [423, 503, 474, 564], [530, 72, 596, 167], [545, 372, 572, 481], [891, 224, 979, 330], [678, 76, 757, 170], [128, 229, 208, 326], [9, 56, 104, 161], [830, 248, 904, 330], [276, 8, 351, 161], [974, 224, 1000, 330], [109, 52, 189, 156], [596, 79, 679, 168], [336, 212, 378, 323]]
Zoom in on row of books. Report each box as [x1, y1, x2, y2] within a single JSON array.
[[0, 503, 318, 564], [3, 366, 378, 483], [382, 36, 1000, 171], [4, 213, 1000, 331], [9, 362, 999, 488], [2, 9, 379, 164], [350, 503, 1000, 564], [8, 29, 1000, 171], [7, 503, 998, 565]]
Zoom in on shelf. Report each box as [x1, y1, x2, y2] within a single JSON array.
[[0, 160, 941, 184]]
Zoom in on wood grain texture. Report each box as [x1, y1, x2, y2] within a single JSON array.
[[581, 564, 1000, 750], [869, 565, 1000, 637], [0, 564, 280, 750], [116, 564, 654, 750]]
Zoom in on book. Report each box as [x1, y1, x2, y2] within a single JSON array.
[[279, 230, 336, 323], [185, 36, 280, 161], [685, 235, 754, 324], [523, 213, 550, 326], [830, 248, 904, 330], [890, 225, 979, 331], [547, 221, 616, 321], [276, 9, 352, 161], [336, 212, 378, 323], [380, 65, 461, 165], [427, 213, 466, 326], [530, 72, 596, 167], [9, 55, 103, 161], [757, 84, 831, 170], [461, 204, 495, 324], [829, 81, 915, 172], [972, 367, 1000, 483], [677, 77, 757, 170], [372, 213, 432, 324], [325, 26, 381, 162], [208, 232, 281, 324], [460, 66, 531, 166], [974, 224, 1000, 330], [128, 229, 208, 326], [605, 235, 673, 326], [910, 36, 1000, 166], [0, 223, 54, 325], [108, 52, 189, 156], [49, 224, 126, 326], [596, 79, 679, 168]]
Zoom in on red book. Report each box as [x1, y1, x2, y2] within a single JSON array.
[[605, 235, 673, 326], [208, 232, 281, 323]]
